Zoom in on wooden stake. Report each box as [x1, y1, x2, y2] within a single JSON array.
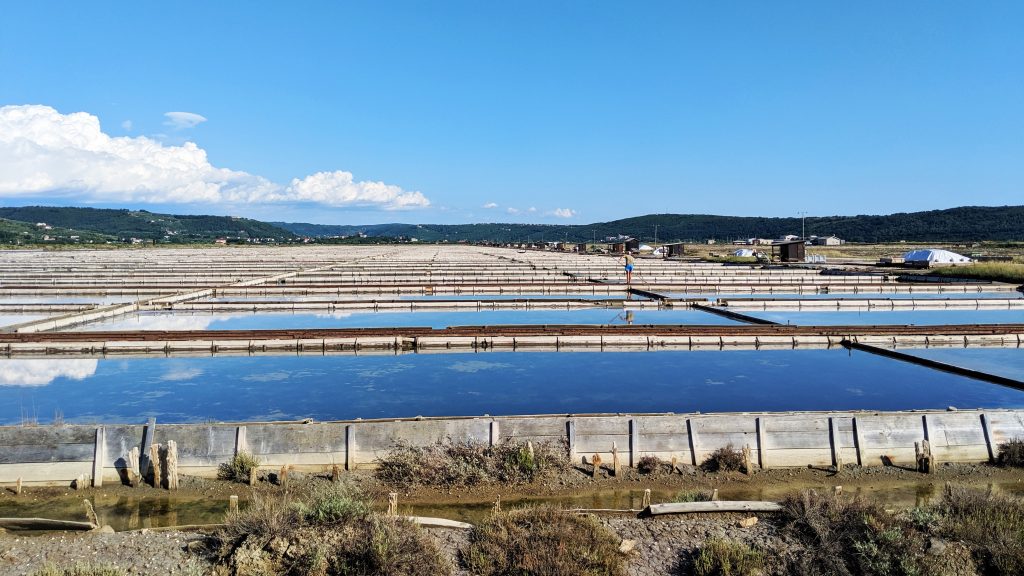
[[493, 495, 501, 514], [670, 455, 679, 474], [331, 464, 340, 483], [742, 445, 753, 476], [388, 492, 398, 516], [229, 495, 239, 514], [711, 488, 719, 501], [612, 442, 620, 478], [14, 477, 21, 495], [279, 465, 290, 491], [592, 454, 603, 479], [127, 447, 140, 487], [83, 499, 99, 525], [527, 441, 535, 469], [834, 485, 843, 497], [74, 474, 84, 490], [642, 489, 651, 509], [166, 440, 179, 490], [915, 440, 932, 473], [150, 443, 162, 488], [248, 465, 258, 486]]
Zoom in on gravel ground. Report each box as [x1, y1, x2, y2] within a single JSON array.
[[0, 530, 209, 576]]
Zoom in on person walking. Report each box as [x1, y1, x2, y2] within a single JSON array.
[[618, 252, 636, 285]]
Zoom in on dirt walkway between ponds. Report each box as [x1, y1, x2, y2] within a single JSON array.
[[0, 530, 208, 576]]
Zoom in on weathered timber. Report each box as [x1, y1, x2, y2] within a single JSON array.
[[646, 501, 782, 515]]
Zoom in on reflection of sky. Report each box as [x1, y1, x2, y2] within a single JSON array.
[[0, 358, 98, 386], [2, 350, 1022, 425], [0, 314, 49, 328], [745, 310, 1024, 326], [902, 348, 1024, 382], [69, 308, 742, 331], [0, 296, 142, 304]]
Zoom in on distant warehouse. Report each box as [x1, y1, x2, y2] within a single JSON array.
[[809, 235, 845, 246]]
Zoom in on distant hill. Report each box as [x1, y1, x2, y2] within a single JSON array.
[[275, 206, 1024, 243], [0, 206, 296, 243]]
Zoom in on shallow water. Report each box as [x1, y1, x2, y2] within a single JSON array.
[[744, 309, 1024, 326], [900, 348, 1024, 382], [66, 308, 742, 331], [2, 349, 1022, 425]]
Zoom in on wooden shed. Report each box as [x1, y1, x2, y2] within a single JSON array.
[[664, 242, 685, 257], [772, 240, 806, 263]]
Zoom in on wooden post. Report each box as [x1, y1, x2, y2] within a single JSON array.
[[592, 454, 602, 479], [756, 417, 767, 469], [742, 445, 753, 476], [331, 464, 340, 483], [687, 418, 699, 466], [150, 443, 162, 488], [670, 455, 679, 474], [345, 425, 354, 471], [612, 442, 620, 478], [629, 419, 639, 468], [828, 417, 841, 473], [852, 416, 865, 466], [388, 493, 398, 516], [711, 488, 719, 501], [567, 420, 577, 462], [229, 495, 239, 514], [490, 420, 500, 447], [92, 427, 105, 488], [493, 495, 501, 514], [834, 485, 843, 497], [235, 426, 248, 456], [140, 417, 156, 483], [642, 489, 651, 509], [15, 477, 22, 495], [527, 441, 535, 469], [165, 440, 179, 490], [74, 474, 84, 490], [127, 447, 140, 487], [980, 413, 995, 463], [915, 440, 932, 473]]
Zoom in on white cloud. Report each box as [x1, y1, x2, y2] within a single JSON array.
[[551, 208, 576, 218], [482, 202, 498, 209], [0, 105, 429, 210], [506, 207, 521, 215], [0, 359, 98, 387], [121, 120, 132, 131], [527, 206, 537, 213], [285, 171, 429, 210], [163, 111, 207, 129]]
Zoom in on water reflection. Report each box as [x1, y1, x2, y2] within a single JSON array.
[[0, 358, 98, 387]]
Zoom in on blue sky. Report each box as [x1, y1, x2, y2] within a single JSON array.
[[1, 2, 1021, 225]]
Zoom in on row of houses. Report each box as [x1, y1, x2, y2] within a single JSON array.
[[733, 235, 844, 246]]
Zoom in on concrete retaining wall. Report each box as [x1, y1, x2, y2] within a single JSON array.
[[2, 409, 1021, 486]]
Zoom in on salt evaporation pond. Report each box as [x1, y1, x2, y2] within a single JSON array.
[[2, 350, 1022, 425], [744, 309, 1024, 326], [66, 308, 742, 331], [901, 348, 1024, 382], [665, 292, 1023, 301]]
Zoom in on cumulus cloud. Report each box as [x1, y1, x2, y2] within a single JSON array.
[[0, 359, 98, 387], [163, 111, 207, 129], [0, 105, 429, 210], [551, 208, 576, 218], [482, 202, 498, 209]]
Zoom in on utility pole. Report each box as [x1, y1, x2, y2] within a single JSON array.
[[798, 211, 807, 240]]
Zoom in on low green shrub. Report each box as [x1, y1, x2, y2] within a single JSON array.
[[936, 484, 1024, 575], [700, 444, 745, 473], [218, 492, 299, 547], [296, 480, 370, 525], [693, 538, 765, 576], [217, 450, 260, 483], [674, 489, 714, 503], [997, 438, 1024, 467], [376, 439, 568, 488], [463, 505, 625, 576], [325, 515, 451, 576]]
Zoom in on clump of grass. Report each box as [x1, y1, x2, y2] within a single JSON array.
[[700, 444, 745, 473], [780, 489, 925, 576], [324, 515, 451, 576], [376, 439, 568, 488], [935, 484, 1024, 575], [463, 505, 626, 576], [31, 565, 125, 576], [997, 439, 1024, 467], [637, 455, 664, 474], [296, 480, 370, 525], [218, 492, 300, 547], [217, 450, 260, 483], [674, 489, 714, 503], [693, 538, 765, 576], [929, 262, 1024, 284]]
